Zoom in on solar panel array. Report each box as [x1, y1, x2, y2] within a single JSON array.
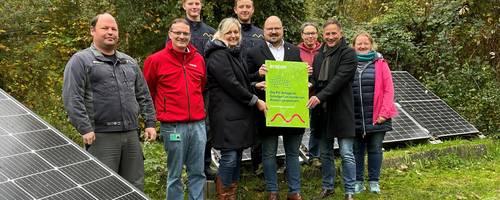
[[298, 71, 478, 157], [0, 89, 149, 200], [392, 71, 479, 137]]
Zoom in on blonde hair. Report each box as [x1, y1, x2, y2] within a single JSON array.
[[352, 31, 377, 50], [213, 18, 242, 46]]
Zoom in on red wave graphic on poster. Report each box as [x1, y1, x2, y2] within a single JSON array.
[[270, 113, 305, 123]]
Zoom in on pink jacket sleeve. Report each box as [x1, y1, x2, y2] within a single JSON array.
[[373, 59, 398, 124]]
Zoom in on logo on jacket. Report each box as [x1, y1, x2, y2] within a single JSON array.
[[189, 64, 197, 68], [252, 34, 264, 38]]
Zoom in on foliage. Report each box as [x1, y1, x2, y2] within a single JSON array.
[[306, 0, 499, 136]]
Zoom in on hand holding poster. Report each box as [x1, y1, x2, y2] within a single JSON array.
[[265, 60, 309, 128]]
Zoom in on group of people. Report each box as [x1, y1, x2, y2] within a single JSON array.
[[61, 0, 398, 200]]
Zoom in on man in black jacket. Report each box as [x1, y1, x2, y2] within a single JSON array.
[[306, 19, 357, 200], [246, 16, 306, 200], [180, 0, 215, 55], [234, 0, 263, 55], [234, 0, 265, 175]]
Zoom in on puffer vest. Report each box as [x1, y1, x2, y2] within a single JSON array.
[[352, 61, 392, 135]]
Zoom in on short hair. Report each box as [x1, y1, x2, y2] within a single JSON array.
[[169, 18, 190, 31], [352, 31, 377, 50], [90, 13, 112, 28], [182, 0, 203, 4], [322, 18, 342, 30], [213, 17, 242, 46], [234, 0, 253, 6], [300, 22, 318, 33]]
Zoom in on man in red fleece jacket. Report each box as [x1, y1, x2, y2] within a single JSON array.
[[143, 18, 207, 200]]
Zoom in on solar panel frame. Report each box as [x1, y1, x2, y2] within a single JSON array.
[[0, 89, 149, 200]]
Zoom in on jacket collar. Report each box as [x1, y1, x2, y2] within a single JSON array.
[[298, 41, 321, 52], [90, 43, 128, 63], [165, 40, 197, 60]]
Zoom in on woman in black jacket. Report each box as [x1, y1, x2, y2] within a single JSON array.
[[205, 17, 267, 199]]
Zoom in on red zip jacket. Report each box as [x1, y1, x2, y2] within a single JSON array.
[[143, 41, 206, 122]]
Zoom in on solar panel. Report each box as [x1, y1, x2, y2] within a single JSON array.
[[384, 104, 431, 143], [400, 100, 479, 137], [242, 148, 252, 161], [0, 89, 149, 200], [212, 135, 289, 165], [300, 129, 339, 159], [392, 71, 439, 102]]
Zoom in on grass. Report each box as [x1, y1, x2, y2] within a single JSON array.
[[143, 138, 499, 200]]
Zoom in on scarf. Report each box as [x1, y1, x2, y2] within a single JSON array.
[[356, 50, 376, 62], [318, 43, 340, 81]]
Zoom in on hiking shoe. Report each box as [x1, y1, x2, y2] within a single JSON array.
[[369, 181, 380, 194], [354, 181, 365, 194]]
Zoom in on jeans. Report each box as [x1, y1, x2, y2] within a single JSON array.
[[218, 150, 243, 187], [160, 121, 206, 200], [320, 137, 356, 194], [262, 133, 303, 193], [88, 130, 144, 190], [307, 128, 320, 159], [353, 132, 385, 182]]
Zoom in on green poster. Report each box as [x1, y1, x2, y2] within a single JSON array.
[[265, 60, 309, 128]]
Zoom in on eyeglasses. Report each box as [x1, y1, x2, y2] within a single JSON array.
[[170, 31, 191, 36], [302, 32, 317, 36]]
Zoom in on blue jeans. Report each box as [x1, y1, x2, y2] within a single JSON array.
[[354, 132, 385, 182], [218, 150, 243, 187], [262, 133, 303, 194], [160, 121, 206, 200], [307, 128, 320, 159], [320, 137, 356, 194]]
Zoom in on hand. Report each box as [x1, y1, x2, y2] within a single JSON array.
[[306, 96, 320, 109], [255, 81, 266, 90], [376, 116, 387, 124], [256, 99, 268, 115], [82, 132, 96, 145], [258, 64, 267, 77], [307, 64, 313, 76], [144, 127, 157, 142]]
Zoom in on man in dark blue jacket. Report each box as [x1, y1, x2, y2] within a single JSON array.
[[234, 0, 265, 175], [179, 0, 215, 55]]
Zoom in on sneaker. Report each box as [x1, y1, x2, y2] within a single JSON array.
[[369, 181, 380, 194], [310, 157, 322, 168], [354, 181, 365, 194]]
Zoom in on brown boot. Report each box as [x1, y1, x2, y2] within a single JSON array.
[[215, 176, 227, 200], [286, 193, 302, 200], [268, 192, 279, 200], [226, 182, 238, 200]]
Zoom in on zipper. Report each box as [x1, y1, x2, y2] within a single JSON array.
[[181, 54, 191, 121], [112, 59, 125, 127], [358, 63, 370, 138]]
